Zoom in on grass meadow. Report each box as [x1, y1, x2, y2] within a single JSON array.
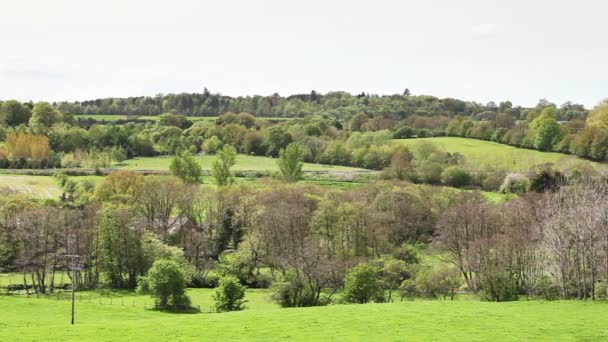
[[114, 154, 364, 172], [395, 137, 608, 172], [1, 292, 607, 341]]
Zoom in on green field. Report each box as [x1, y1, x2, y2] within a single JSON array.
[[115, 154, 365, 172], [1, 293, 607, 341], [396, 137, 608, 172], [74, 115, 292, 122], [0, 175, 102, 198]]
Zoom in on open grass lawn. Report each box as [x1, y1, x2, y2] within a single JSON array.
[[396, 137, 608, 172], [1, 293, 607, 341], [115, 154, 365, 172], [0, 175, 102, 199]]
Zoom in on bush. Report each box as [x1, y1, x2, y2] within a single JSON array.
[[415, 264, 463, 300], [189, 271, 219, 288], [441, 166, 471, 188], [398, 279, 418, 301], [478, 271, 519, 302], [500, 174, 530, 194], [343, 263, 385, 304], [270, 271, 330, 308], [534, 275, 561, 300], [481, 171, 506, 191], [139, 259, 191, 311], [203, 136, 223, 154], [213, 276, 247, 312], [594, 281, 608, 301]]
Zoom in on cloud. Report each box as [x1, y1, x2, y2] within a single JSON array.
[[458, 24, 500, 40], [1, 57, 70, 81]]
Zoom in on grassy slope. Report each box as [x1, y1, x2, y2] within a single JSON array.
[[115, 154, 365, 172], [1, 294, 607, 341], [396, 137, 608, 172], [0, 175, 102, 199]]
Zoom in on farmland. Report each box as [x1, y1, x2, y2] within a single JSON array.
[[1, 294, 607, 341], [396, 137, 608, 172], [114, 154, 365, 172]]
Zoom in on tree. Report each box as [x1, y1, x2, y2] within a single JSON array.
[[213, 275, 246, 312], [158, 113, 193, 129], [170, 152, 203, 184], [212, 145, 237, 186], [29, 102, 62, 131], [586, 100, 608, 130], [203, 136, 223, 154], [97, 205, 144, 288], [0, 100, 31, 127], [277, 143, 304, 182], [140, 259, 190, 310], [533, 117, 561, 151], [343, 263, 385, 304]]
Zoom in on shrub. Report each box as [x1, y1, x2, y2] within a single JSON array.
[[213, 276, 247, 312], [594, 281, 608, 301], [189, 271, 219, 288], [533, 275, 561, 300], [415, 264, 463, 300], [441, 166, 472, 188], [203, 135, 223, 154], [481, 171, 506, 191], [139, 259, 191, 311], [343, 263, 385, 304], [500, 174, 530, 194], [270, 271, 325, 308]]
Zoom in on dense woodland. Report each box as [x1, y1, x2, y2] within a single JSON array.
[[2, 91, 608, 310]]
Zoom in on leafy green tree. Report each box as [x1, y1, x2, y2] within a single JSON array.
[[277, 143, 304, 182], [212, 145, 237, 186], [586, 100, 608, 130], [343, 263, 385, 304], [264, 126, 292, 157], [213, 275, 246, 312], [97, 205, 144, 288], [533, 117, 561, 151], [158, 113, 193, 129], [139, 259, 191, 310], [0, 100, 31, 127], [170, 152, 203, 184], [29, 102, 62, 131], [203, 135, 223, 154]]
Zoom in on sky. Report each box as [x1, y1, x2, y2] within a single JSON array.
[[0, 0, 606, 108]]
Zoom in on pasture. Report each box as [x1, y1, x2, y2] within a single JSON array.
[[396, 137, 608, 172], [0, 175, 102, 198], [114, 154, 365, 172], [1, 293, 607, 341]]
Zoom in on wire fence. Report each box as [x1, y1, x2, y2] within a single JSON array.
[[0, 280, 215, 312]]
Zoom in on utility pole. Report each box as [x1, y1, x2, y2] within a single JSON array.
[[65, 254, 80, 325]]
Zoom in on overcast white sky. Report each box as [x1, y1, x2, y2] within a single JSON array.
[[0, 0, 606, 107]]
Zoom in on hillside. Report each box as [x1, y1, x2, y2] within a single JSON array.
[[396, 137, 608, 172]]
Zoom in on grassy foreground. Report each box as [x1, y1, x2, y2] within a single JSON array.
[[1, 294, 607, 341], [396, 137, 608, 172]]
